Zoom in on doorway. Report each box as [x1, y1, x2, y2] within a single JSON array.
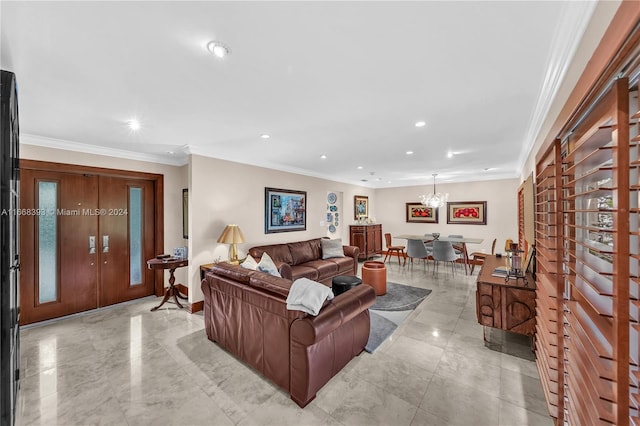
[[19, 161, 164, 325]]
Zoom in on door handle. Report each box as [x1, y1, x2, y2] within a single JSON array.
[[102, 235, 109, 253], [89, 236, 96, 254]]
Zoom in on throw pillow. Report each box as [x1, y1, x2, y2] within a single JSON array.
[[321, 238, 345, 259], [257, 252, 281, 277], [240, 256, 258, 270]]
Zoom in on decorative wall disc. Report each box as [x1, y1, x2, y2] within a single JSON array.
[[327, 193, 337, 204]]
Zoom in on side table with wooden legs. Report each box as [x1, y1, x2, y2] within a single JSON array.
[[147, 258, 189, 311]]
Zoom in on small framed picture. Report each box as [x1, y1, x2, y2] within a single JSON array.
[[354, 195, 368, 220]]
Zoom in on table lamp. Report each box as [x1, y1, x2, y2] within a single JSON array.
[[217, 224, 245, 263]]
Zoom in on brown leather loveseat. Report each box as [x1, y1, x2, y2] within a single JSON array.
[[248, 238, 359, 285], [201, 261, 375, 407]]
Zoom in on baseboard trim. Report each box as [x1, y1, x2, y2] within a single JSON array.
[[188, 301, 204, 314], [177, 283, 189, 296]]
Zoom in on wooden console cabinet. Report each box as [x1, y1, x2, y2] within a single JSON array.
[[476, 255, 536, 336], [349, 224, 382, 260]]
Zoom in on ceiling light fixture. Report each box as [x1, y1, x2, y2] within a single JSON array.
[[447, 151, 453, 158], [320, 154, 327, 159], [357, 166, 363, 170], [261, 134, 270, 139], [406, 151, 414, 155], [128, 119, 140, 131], [206, 41, 230, 58], [415, 121, 426, 128], [420, 173, 449, 208]]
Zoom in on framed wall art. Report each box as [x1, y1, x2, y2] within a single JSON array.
[[354, 195, 368, 220], [265, 187, 307, 234], [446, 201, 487, 225], [406, 202, 438, 223], [182, 188, 188, 239]]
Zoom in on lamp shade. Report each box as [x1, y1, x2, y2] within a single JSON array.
[[217, 224, 245, 244]]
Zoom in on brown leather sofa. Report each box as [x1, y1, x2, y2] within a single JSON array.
[[248, 238, 359, 285], [201, 262, 375, 407]]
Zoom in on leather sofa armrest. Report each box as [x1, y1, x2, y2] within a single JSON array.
[[342, 245, 360, 276], [342, 245, 359, 259], [290, 285, 375, 345], [276, 262, 293, 280]]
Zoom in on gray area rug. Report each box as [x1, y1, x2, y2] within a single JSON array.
[[371, 282, 432, 311], [365, 282, 432, 353]]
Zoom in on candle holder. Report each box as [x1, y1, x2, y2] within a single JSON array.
[[506, 243, 527, 285]]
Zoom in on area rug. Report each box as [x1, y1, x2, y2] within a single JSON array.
[[365, 282, 432, 353]]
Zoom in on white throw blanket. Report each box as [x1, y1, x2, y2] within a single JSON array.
[[286, 278, 334, 316]]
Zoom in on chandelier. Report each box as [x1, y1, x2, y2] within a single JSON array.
[[420, 173, 449, 208]]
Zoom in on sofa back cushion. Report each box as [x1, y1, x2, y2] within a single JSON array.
[[249, 244, 293, 265], [288, 239, 322, 265]]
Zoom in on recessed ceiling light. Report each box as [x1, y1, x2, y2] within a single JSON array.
[[447, 151, 453, 158], [128, 119, 140, 131], [406, 151, 414, 155], [261, 134, 270, 139], [415, 121, 426, 128], [206, 41, 230, 58], [320, 154, 327, 159], [357, 166, 363, 170]]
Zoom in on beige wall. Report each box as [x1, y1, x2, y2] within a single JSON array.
[[188, 154, 373, 302], [20, 144, 189, 285], [375, 178, 520, 256]]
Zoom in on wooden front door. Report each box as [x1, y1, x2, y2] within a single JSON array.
[[98, 176, 155, 306], [20, 167, 158, 324]]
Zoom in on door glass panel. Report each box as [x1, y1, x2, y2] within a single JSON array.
[[129, 187, 142, 285], [38, 181, 57, 303]]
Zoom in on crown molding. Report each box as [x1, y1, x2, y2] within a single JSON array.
[[20, 133, 188, 166], [518, 0, 598, 172]]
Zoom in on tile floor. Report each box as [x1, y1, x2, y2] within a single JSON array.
[[16, 259, 553, 426]]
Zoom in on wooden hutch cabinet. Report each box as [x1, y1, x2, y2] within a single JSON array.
[[349, 224, 382, 260]]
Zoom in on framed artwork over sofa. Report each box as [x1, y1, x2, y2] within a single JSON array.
[[265, 187, 307, 233]]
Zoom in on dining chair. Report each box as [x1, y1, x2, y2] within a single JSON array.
[[469, 238, 497, 274], [383, 233, 406, 266], [447, 234, 467, 273], [406, 239, 430, 269], [432, 240, 458, 275]]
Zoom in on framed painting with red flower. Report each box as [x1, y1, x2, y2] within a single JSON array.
[[446, 201, 487, 225], [406, 203, 439, 223]]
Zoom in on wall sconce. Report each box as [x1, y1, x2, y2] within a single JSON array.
[[217, 224, 245, 263]]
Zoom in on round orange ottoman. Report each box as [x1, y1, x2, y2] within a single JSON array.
[[362, 261, 387, 296]]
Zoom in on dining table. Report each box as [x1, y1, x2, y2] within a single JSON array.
[[395, 234, 484, 274]]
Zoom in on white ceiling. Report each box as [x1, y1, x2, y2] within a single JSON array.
[[1, 1, 599, 188]]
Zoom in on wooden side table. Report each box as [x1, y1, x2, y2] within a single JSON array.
[[147, 257, 189, 311]]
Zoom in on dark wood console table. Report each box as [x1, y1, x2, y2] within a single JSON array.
[[147, 257, 188, 311], [476, 255, 536, 336]]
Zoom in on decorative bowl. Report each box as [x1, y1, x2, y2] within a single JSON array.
[[432, 233, 440, 240]]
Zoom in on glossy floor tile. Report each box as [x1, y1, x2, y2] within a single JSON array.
[[16, 260, 554, 426]]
